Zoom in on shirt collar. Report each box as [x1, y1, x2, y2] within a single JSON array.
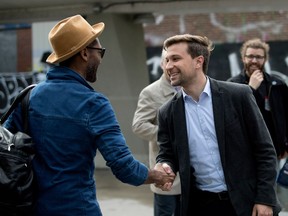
[[182, 76, 211, 99]]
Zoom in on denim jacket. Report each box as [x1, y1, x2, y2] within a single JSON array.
[[4, 66, 148, 216]]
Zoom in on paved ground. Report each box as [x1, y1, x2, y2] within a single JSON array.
[[95, 168, 288, 216]]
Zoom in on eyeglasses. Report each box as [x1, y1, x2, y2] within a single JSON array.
[[86, 47, 106, 58], [244, 55, 265, 61]]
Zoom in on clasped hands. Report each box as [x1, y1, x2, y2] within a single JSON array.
[[152, 163, 176, 191]]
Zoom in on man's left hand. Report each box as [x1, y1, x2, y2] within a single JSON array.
[[252, 204, 273, 216]]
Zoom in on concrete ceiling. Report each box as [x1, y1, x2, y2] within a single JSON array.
[[0, 0, 287, 24]]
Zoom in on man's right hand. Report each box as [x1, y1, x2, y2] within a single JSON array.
[[144, 163, 175, 188], [152, 163, 176, 191], [249, 70, 263, 90]]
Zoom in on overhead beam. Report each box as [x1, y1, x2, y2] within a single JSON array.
[[0, 0, 287, 24], [0, 4, 94, 24]]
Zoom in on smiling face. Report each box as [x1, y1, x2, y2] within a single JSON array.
[[243, 47, 266, 77], [165, 42, 204, 88]]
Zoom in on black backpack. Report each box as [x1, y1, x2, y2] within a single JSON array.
[[0, 84, 36, 216]]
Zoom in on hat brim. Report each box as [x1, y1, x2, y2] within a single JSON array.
[[46, 22, 105, 64]]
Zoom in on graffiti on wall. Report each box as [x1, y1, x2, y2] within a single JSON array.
[[146, 41, 288, 84], [145, 12, 288, 46], [0, 72, 40, 116], [209, 13, 283, 42]]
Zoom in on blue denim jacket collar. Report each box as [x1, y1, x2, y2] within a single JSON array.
[[47, 65, 94, 90]]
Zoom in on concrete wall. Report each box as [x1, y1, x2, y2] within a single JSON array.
[[86, 14, 150, 167], [32, 21, 56, 72], [0, 31, 17, 72]]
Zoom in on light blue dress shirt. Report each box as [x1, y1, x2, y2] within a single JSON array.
[[183, 78, 227, 192]]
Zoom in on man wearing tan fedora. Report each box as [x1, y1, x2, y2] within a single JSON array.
[[3, 14, 175, 216]]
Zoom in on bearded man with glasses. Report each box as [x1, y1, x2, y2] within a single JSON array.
[[228, 38, 288, 159]]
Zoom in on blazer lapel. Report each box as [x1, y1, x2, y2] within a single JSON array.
[[171, 92, 191, 173], [210, 78, 226, 167]]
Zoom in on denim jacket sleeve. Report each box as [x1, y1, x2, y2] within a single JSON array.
[[89, 94, 148, 186]]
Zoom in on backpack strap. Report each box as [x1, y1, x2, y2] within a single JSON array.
[[21, 85, 35, 133], [0, 84, 36, 127]]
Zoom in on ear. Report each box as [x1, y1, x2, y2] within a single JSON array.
[[196, 56, 204, 69], [79, 48, 89, 62]]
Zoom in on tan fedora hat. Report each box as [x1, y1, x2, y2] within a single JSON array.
[[46, 15, 105, 64]]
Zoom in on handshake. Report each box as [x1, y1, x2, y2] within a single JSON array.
[[144, 163, 176, 191]]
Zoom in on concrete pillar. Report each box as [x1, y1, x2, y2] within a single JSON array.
[[86, 14, 150, 168]]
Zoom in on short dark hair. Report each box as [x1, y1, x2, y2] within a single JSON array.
[[163, 34, 214, 74], [41, 51, 52, 63]]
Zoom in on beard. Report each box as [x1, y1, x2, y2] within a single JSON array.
[[244, 61, 264, 76], [85, 62, 98, 83]]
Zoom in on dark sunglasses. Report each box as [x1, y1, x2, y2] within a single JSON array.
[[86, 47, 106, 58]]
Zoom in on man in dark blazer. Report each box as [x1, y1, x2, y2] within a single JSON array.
[[227, 38, 288, 159], [154, 34, 281, 216]]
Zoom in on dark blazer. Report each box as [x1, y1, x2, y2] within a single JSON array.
[[228, 71, 288, 157], [156, 78, 281, 216]]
